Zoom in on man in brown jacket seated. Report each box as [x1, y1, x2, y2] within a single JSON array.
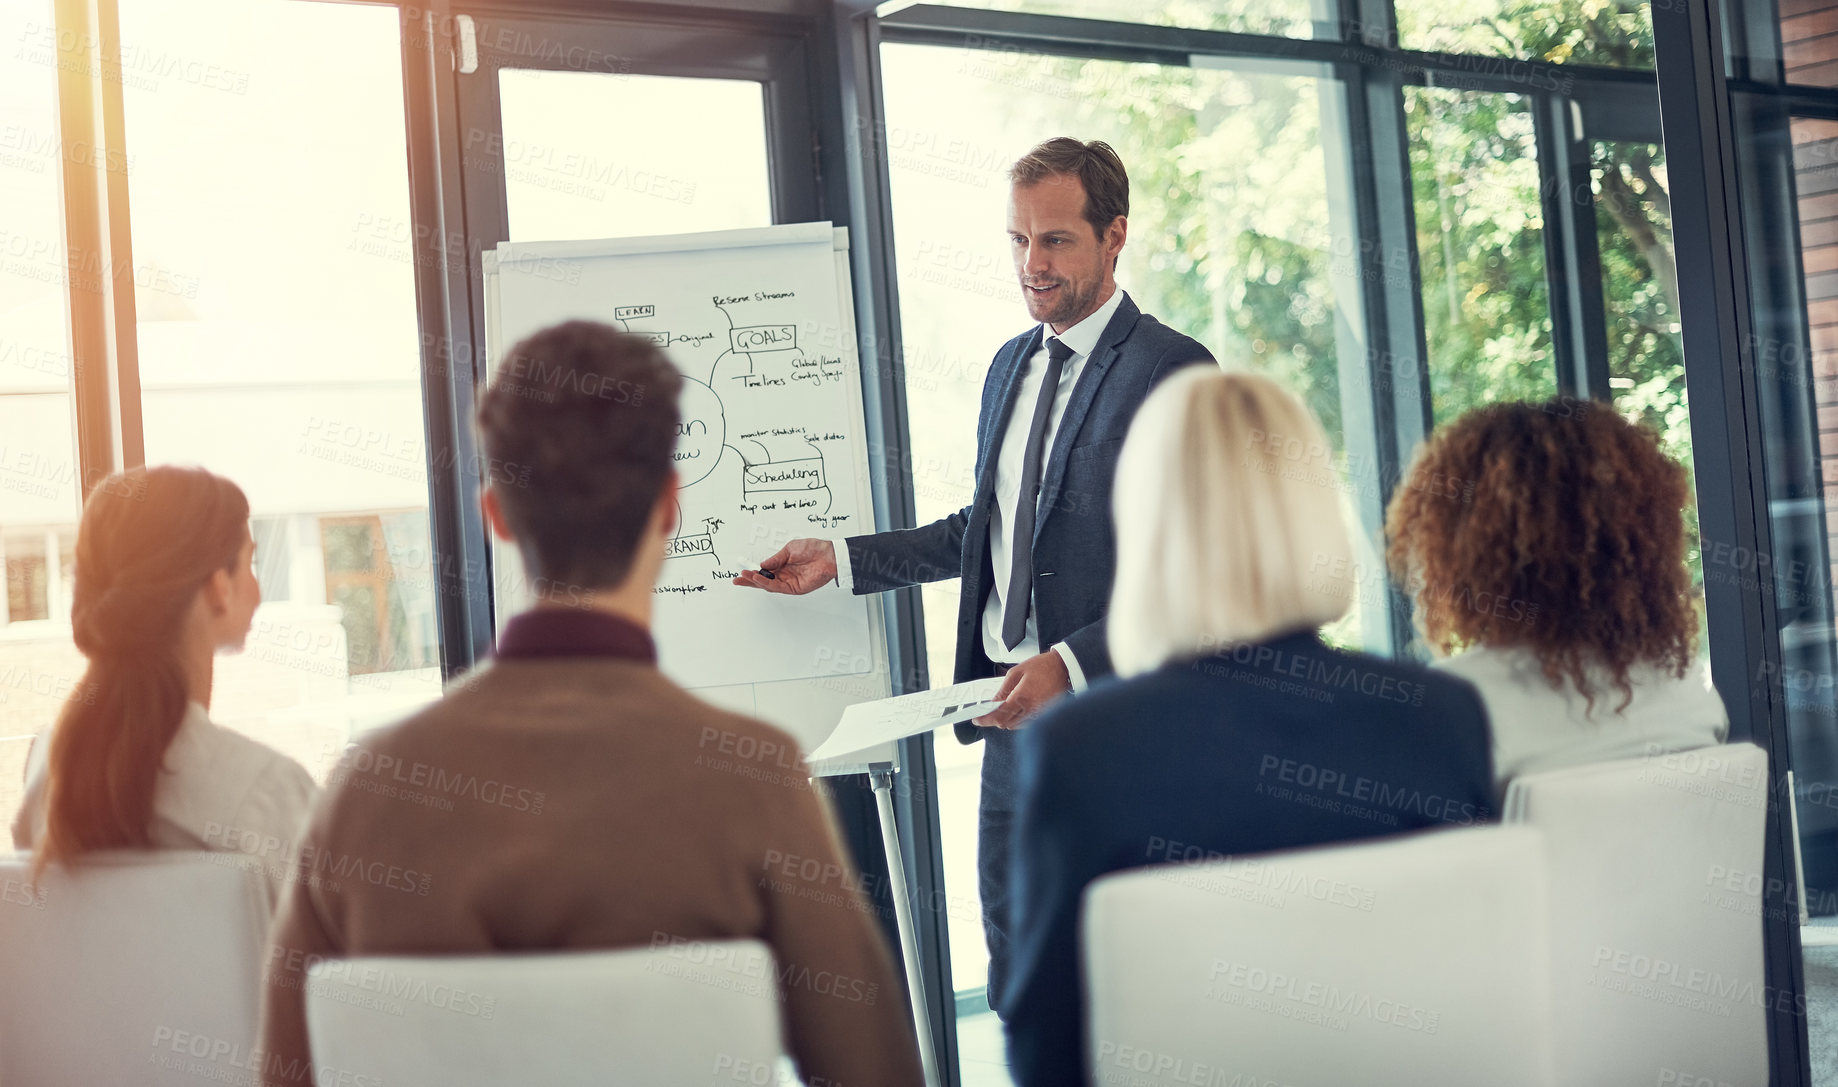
[[259, 320, 925, 1087]]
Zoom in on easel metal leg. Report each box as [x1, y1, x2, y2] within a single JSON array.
[[871, 768, 943, 1087]]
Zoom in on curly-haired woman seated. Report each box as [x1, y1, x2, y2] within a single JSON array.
[[1002, 369, 1496, 1087], [12, 466, 316, 874], [1385, 399, 1727, 788]]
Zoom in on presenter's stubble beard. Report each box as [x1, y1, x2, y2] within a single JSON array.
[[1021, 270, 1104, 332]]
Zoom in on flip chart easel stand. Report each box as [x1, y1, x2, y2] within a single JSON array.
[[812, 751, 942, 1087]]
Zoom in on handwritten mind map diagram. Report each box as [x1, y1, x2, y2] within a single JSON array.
[[484, 226, 879, 695], [616, 296, 851, 560]]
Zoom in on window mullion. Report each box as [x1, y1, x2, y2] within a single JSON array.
[[53, 0, 145, 495]]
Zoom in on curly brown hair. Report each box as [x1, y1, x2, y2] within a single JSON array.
[[1384, 398, 1696, 711]]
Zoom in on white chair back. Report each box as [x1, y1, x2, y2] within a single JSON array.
[[304, 939, 788, 1087], [1503, 742, 1770, 1087], [0, 850, 272, 1087], [1082, 825, 1554, 1087]]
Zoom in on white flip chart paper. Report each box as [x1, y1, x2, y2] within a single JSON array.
[[484, 225, 884, 712]]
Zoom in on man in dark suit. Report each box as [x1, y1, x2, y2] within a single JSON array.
[[735, 138, 1215, 1011]]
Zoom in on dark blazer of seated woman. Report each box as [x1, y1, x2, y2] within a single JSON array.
[[1003, 630, 1495, 1085], [998, 370, 1497, 1087]]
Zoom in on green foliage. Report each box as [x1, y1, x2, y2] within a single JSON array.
[[1051, 63, 1351, 448], [1396, 0, 1654, 67], [1407, 87, 1557, 421]]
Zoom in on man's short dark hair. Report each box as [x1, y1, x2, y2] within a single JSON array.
[[1009, 137, 1130, 241], [476, 320, 683, 590]]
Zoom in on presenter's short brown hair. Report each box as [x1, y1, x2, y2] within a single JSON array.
[[477, 320, 682, 590], [1009, 137, 1130, 240]]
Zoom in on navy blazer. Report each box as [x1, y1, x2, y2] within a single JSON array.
[[1001, 631, 1496, 1087], [844, 294, 1213, 742]]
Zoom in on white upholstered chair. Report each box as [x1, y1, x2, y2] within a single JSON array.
[[1503, 743, 1771, 1087], [1082, 825, 1555, 1087], [304, 940, 788, 1087], [0, 850, 273, 1087]]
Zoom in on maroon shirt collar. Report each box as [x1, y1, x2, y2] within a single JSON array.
[[494, 608, 657, 664]]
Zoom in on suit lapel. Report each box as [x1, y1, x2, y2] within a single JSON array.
[[973, 325, 1043, 513], [1033, 296, 1140, 535]]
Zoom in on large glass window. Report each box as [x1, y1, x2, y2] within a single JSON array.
[[1395, 0, 1657, 67], [117, 0, 440, 782], [888, 0, 1317, 39], [0, 0, 83, 830], [1596, 140, 1683, 445], [1777, 113, 1838, 978], [497, 70, 772, 242], [1407, 87, 1556, 422], [1592, 140, 1700, 639]]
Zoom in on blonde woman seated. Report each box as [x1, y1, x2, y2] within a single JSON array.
[[1386, 399, 1727, 789], [1001, 370, 1496, 1087], [13, 466, 316, 878]]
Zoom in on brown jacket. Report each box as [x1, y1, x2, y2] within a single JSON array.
[[258, 651, 924, 1087]]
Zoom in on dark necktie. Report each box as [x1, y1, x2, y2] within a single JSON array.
[[1002, 335, 1075, 651]]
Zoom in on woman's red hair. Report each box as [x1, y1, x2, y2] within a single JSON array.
[[1385, 399, 1697, 712], [33, 466, 249, 875]]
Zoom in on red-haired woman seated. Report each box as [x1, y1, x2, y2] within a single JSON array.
[[12, 466, 316, 873], [1386, 399, 1728, 789]]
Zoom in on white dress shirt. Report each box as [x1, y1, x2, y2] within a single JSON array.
[[977, 287, 1126, 686], [13, 700, 319, 887], [835, 289, 1128, 690]]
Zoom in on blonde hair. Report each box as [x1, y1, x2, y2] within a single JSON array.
[[1108, 368, 1355, 676]]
